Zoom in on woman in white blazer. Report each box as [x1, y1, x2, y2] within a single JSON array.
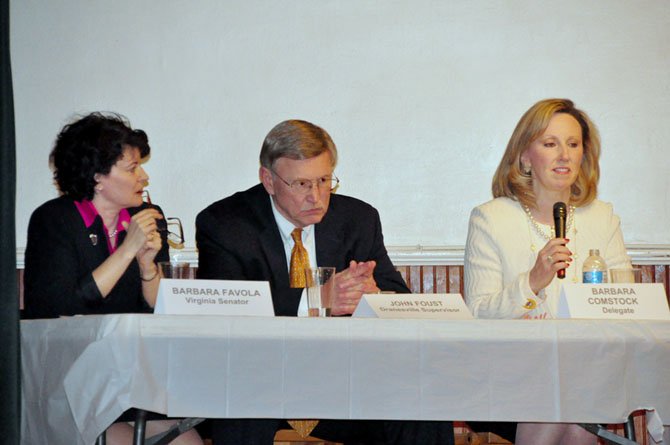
[[464, 98, 631, 445]]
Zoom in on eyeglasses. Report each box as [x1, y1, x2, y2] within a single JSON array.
[[271, 171, 340, 194], [165, 217, 185, 249], [142, 190, 152, 204], [142, 190, 185, 249]]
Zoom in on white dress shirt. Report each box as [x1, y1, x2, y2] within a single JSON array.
[[269, 195, 316, 316]]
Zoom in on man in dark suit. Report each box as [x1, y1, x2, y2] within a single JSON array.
[[196, 119, 454, 445]]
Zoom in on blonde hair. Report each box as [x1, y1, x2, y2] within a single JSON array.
[[492, 98, 601, 209]]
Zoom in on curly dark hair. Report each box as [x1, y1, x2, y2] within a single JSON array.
[[49, 112, 150, 200]]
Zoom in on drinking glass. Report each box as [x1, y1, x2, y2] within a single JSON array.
[[305, 267, 336, 317], [158, 261, 194, 279], [609, 268, 642, 283]]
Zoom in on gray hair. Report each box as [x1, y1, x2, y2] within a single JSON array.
[[259, 120, 338, 169]]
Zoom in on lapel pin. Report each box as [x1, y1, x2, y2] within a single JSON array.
[[89, 234, 98, 246]]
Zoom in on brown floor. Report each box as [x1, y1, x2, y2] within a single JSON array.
[[201, 429, 512, 445]]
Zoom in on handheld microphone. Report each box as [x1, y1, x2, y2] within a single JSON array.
[[553, 202, 567, 279]]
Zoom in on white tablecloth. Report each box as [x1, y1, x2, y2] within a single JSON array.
[[20, 314, 670, 445]]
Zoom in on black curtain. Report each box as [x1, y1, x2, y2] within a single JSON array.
[[0, 0, 20, 443]]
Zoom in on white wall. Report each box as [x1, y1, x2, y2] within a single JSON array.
[[11, 0, 670, 251]]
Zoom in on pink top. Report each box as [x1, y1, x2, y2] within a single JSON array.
[[74, 200, 131, 253]]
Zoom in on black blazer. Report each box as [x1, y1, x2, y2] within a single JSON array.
[[196, 184, 409, 316], [23, 196, 169, 319]]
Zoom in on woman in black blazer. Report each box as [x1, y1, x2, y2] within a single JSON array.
[[23, 112, 203, 445]]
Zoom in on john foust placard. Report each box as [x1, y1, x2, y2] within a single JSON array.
[[353, 294, 473, 319]]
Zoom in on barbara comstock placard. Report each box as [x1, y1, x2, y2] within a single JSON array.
[[557, 283, 670, 320], [353, 293, 473, 319], [155, 279, 274, 316]]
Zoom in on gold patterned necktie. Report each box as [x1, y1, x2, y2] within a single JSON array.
[[287, 419, 319, 439], [289, 228, 309, 288], [286, 228, 319, 436]]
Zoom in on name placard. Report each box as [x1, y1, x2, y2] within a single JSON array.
[[557, 283, 670, 320], [154, 279, 275, 316], [353, 293, 473, 319]]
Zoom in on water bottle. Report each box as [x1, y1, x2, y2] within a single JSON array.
[[582, 249, 608, 283]]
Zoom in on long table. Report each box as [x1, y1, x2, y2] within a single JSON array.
[[20, 315, 670, 445]]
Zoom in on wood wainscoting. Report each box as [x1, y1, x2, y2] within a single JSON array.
[[16, 264, 670, 311], [395, 264, 670, 301]]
